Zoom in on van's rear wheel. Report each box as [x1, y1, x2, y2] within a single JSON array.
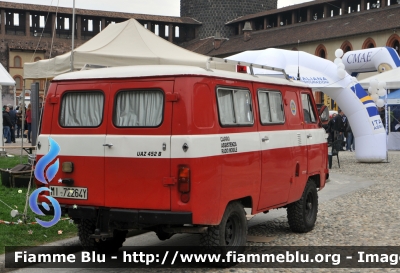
[[200, 202, 247, 253], [78, 219, 127, 253], [287, 179, 318, 233]]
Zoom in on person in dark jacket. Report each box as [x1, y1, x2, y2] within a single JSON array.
[[334, 109, 347, 151], [2, 106, 13, 143], [327, 113, 336, 145], [8, 105, 16, 143], [346, 122, 355, 151]]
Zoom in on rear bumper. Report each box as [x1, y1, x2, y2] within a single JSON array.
[[39, 204, 193, 225]]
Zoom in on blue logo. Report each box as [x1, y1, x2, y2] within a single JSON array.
[[29, 137, 62, 228]]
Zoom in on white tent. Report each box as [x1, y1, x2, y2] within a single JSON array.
[[358, 67, 400, 90], [24, 19, 233, 79], [359, 67, 400, 150], [0, 63, 16, 149]]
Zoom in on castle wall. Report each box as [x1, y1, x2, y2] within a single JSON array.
[[181, 0, 277, 38]]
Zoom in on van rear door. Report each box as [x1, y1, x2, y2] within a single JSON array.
[[45, 83, 109, 207], [104, 81, 174, 210]]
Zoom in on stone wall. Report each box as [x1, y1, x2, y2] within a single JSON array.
[[181, 0, 277, 39]]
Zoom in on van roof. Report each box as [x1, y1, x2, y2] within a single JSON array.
[[53, 65, 309, 88]]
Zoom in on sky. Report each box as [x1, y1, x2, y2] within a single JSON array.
[[2, 0, 313, 16]]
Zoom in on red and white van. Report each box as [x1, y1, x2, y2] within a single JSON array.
[[36, 64, 328, 253]]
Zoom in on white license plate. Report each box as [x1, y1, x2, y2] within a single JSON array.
[[50, 186, 88, 200]]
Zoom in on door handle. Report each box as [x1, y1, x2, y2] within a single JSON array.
[[307, 134, 312, 138], [103, 143, 113, 148], [262, 136, 269, 142]]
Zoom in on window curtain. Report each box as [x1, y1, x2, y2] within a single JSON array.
[[259, 92, 271, 123], [217, 89, 235, 124], [233, 91, 253, 124], [270, 92, 284, 122], [114, 90, 163, 127], [60, 92, 104, 127]]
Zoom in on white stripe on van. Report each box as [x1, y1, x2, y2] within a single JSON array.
[[37, 129, 327, 158]]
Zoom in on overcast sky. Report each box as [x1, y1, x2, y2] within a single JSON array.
[[2, 0, 313, 16]]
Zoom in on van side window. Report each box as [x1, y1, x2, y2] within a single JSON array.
[[258, 90, 285, 124], [217, 87, 253, 126], [301, 93, 317, 123], [60, 92, 104, 127], [114, 89, 163, 127]]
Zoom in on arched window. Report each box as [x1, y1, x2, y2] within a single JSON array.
[[13, 75, 22, 90], [315, 44, 327, 59], [34, 56, 41, 62], [386, 34, 400, 56], [340, 41, 353, 53], [362, 38, 376, 49], [14, 56, 22, 67]]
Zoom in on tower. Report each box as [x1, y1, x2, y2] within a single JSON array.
[[180, 0, 277, 39]]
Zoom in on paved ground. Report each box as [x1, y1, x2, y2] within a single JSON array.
[[1, 149, 399, 272], [0, 136, 35, 158]]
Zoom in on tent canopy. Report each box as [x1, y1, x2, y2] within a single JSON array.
[[386, 89, 400, 99], [380, 88, 400, 105], [359, 67, 400, 89], [0, 62, 15, 147], [0, 63, 15, 86], [24, 19, 232, 79]]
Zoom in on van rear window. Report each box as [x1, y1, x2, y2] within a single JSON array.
[[60, 92, 104, 127], [217, 87, 253, 126], [113, 89, 163, 127]]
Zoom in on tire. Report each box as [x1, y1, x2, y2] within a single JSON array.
[[78, 219, 127, 253], [200, 202, 247, 253], [287, 179, 318, 233]]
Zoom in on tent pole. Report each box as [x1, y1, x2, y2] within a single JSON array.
[[20, 80, 26, 162], [71, 0, 75, 72], [0, 86, 3, 153], [13, 86, 16, 109]]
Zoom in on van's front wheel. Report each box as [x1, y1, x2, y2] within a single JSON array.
[[200, 202, 247, 252], [287, 179, 318, 233], [78, 219, 127, 253]]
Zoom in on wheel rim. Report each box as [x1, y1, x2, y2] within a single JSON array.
[[225, 214, 240, 245], [305, 191, 315, 221]]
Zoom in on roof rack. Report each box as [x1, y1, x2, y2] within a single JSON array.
[[207, 57, 290, 80]]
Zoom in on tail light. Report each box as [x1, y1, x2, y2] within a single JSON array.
[[178, 166, 190, 203]]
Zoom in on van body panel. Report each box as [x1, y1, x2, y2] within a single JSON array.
[[103, 81, 174, 210], [36, 83, 111, 206]]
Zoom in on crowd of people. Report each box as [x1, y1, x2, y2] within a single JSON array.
[[326, 109, 355, 152], [2, 103, 32, 144]]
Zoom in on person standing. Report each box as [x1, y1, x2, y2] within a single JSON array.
[[2, 106, 13, 143], [327, 113, 336, 146], [334, 109, 347, 151], [346, 122, 355, 151], [15, 106, 22, 138], [26, 103, 32, 143], [8, 105, 17, 143]]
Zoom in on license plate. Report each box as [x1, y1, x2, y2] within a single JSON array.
[[50, 186, 88, 200]]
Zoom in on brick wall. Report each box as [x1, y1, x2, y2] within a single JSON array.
[[181, 0, 277, 38]]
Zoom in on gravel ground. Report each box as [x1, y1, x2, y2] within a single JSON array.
[[3, 149, 400, 273], [149, 150, 400, 273]]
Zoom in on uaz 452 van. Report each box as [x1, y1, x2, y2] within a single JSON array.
[[35, 63, 328, 253]]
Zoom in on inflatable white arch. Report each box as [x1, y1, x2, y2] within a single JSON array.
[[342, 47, 400, 75], [226, 48, 386, 162]]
